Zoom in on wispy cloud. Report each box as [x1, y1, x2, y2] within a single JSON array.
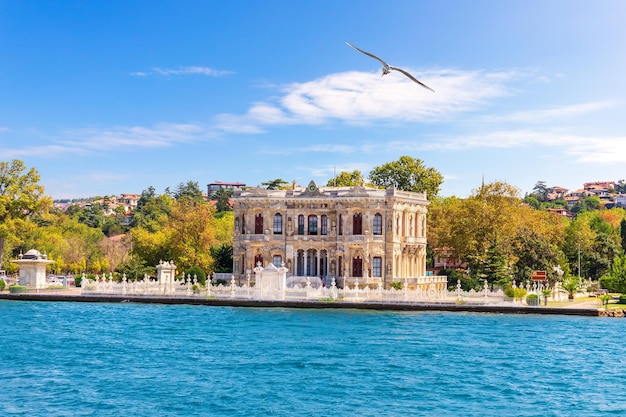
[[480, 101, 616, 124], [1, 123, 216, 159], [309, 162, 372, 180], [61, 123, 212, 150], [376, 129, 626, 164], [131, 66, 233, 77], [212, 69, 518, 133], [0, 144, 84, 159]]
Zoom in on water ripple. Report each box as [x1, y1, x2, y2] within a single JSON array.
[[1, 301, 625, 416]]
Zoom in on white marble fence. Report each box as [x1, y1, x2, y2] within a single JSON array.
[[80, 265, 564, 305]]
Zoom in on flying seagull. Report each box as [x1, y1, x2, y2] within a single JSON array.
[[345, 41, 434, 92]]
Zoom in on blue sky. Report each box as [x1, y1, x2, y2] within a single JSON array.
[[2, 0, 626, 200]]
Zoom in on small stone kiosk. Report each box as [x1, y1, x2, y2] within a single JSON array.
[[11, 249, 54, 289], [253, 262, 288, 300], [156, 260, 177, 294]]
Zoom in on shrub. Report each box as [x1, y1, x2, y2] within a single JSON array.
[[504, 287, 527, 299], [389, 281, 403, 290], [526, 293, 540, 306], [440, 268, 480, 291], [618, 295, 626, 305], [9, 285, 29, 294], [0, 280, 5, 291], [184, 266, 207, 285], [514, 288, 527, 300]]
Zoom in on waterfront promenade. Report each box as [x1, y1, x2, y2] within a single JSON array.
[[0, 289, 604, 316]]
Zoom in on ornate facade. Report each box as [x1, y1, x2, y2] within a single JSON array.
[[232, 181, 434, 288]]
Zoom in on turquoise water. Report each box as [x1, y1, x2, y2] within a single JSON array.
[[1, 301, 625, 416]]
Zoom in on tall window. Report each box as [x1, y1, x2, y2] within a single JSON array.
[[373, 213, 382, 235], [255, 213, 263, 234], [308, 215, 318, 235], [321, 215, 328, 235], [254, 254, 263, 268], [241, 215, 246, 234], [339, 214, 343, 235], [372, 257, 382, 277], [273, 213, 282, 234], [353, 213, 362, 235], [352, 256, 363, 277], [273, 255, 282, 268], [298, 215, 305, 235]]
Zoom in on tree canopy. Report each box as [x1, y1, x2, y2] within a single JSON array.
[[0, 160, 52, 269], [261, 178, 289, 190], [326, 170, 365, 187], [368, 155, 443, 198]]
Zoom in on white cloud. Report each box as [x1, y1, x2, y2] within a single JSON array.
[[213, 69, 518, 133], [61, 123, 211, 150], [131, 66, 233, 77], [1, 123, 215, 159], [481, 101, 615, 124], [0, 144, 84, 159], [309, 162, 373, 180], [381, 128, 626, 164]]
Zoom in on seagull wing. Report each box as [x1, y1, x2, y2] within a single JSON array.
[[345, 41, 389, 67], [390, 66, 435, 92]]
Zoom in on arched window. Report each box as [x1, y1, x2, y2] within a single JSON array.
[[298, 215, 305, 235], [353, 213, 362, 235], [373, 213, 382, 235], [254, 253, 263, 268], [255, 213, 263, 234], [321, 215, 328, 235], [273, 213, 282, 234], [308, 215, 318, 235], [273, 255, 282, 267]]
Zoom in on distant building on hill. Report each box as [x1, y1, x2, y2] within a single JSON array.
[[207, 181, 246, 197]]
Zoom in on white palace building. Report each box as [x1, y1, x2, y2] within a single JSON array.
[[232, 181, 446, 290]]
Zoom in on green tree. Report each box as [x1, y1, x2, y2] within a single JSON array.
[[261, 178, 288, 190], [326, 170, 365, 187], [130, 189, 172, 231], [0, 160, 52, 270], [531, 181, 549, 202], [587, 232, 621, 280], [511, 229, 561, 287], [368, 155, 443, 198], [115, 256, 154, 281], [173, 181, 204, 203], [166, 200, 217, 271], [214, 188, 233, 212], [77, 203, 105, 229], [562, 275, 581, 299], [620, 218, 626, 252], [600, 255, 626, 293], [210, 243, 233, 273], [483, 238, 510, 287], [571, 195, 601, 215], [523, 195, 540, 209]]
